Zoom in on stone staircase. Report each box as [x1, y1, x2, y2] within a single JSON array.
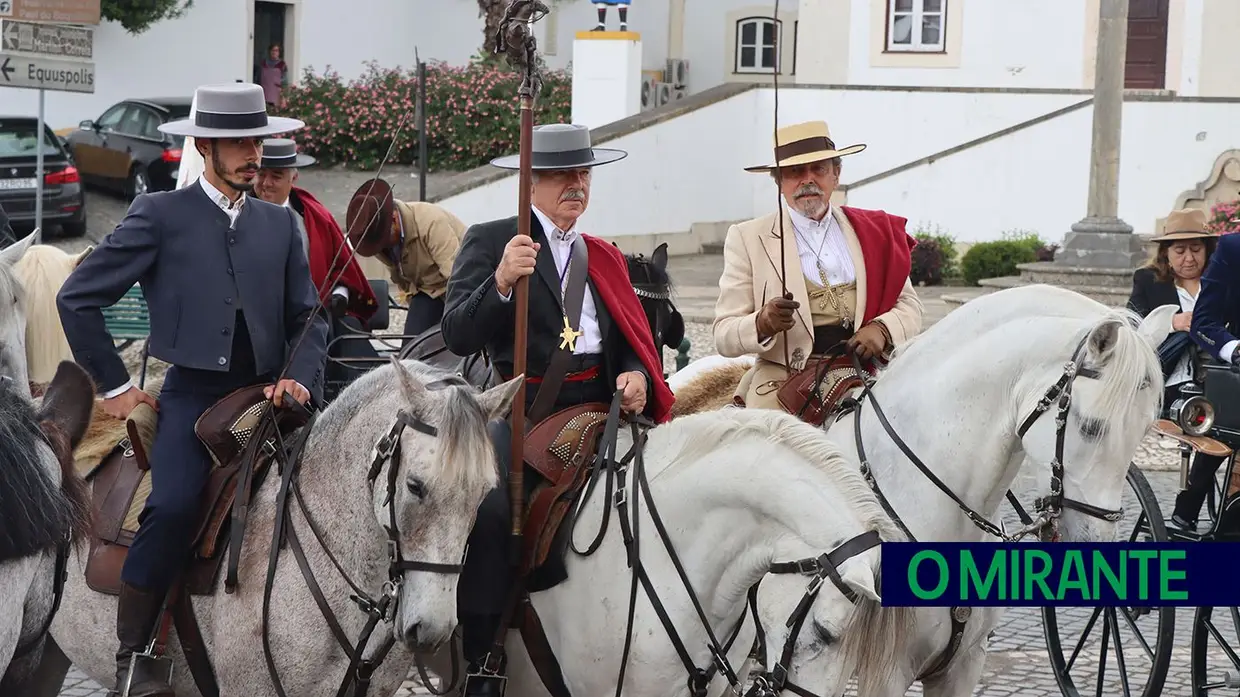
[[942, 261, 1135, 308]]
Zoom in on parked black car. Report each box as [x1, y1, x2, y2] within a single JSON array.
[[0, 116, 87, 238], [65, 97, 191, 199]]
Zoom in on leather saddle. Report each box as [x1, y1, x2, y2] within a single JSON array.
[[518, 402, 614, 590], [777, 354, 869, 426], [83, 384, 309, 596]]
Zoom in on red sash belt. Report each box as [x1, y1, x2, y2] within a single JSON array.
[[523, 365, 601, 384]]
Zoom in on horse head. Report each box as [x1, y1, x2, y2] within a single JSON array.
[[0, 230, 38, 398], [325, 358, 521, 652], [625, 242, 684, 373]]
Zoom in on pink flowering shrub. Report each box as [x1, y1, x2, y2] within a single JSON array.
[[273, 57, 572, 170], [1206, 199, 1240, 235]]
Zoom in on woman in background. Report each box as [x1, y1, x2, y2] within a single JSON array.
[[1128, 207, 1221, 531]]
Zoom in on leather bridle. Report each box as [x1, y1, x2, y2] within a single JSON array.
[[259, 381, 471, 697], [829, 329, 1126, 680]]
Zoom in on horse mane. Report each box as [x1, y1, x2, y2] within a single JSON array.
[[0, 377, 82, 561], [309, 359, 497, 491], [14, 245, 80, 385], [653, 408, 915, 690]]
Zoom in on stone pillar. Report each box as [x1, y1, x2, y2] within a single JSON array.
[[1056, 0, 1145, 268]]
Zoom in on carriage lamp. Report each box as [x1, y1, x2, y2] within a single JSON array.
[[1171, 394, 1215, 437]]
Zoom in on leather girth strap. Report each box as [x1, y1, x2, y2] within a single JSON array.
[[528, 235, 590, 426], [225, 408, 280, 593]]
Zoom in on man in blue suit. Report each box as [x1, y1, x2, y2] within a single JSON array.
[[56, 83, 327, 697], [1192, 230, 1240, 366]]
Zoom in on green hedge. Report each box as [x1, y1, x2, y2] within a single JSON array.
[[272, 57, 573, 170], [961, 240, 1038, 285]]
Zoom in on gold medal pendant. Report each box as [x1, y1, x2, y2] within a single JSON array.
[[559, 315, 583, 351]]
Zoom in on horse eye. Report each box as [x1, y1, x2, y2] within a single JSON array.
[[1078, 417, 1106, 441], [407, 477, 426, 500], [812, 620, 837, 646]]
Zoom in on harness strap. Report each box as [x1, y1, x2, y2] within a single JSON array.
[[171, 590, 220, 697], [226, 409, 280, 593], [528, 235, 591, 425]]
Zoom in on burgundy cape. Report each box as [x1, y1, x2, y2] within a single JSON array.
[[582, 234, 675, 423], [839, 206, 916, 324], [293, 186, 378, 324]]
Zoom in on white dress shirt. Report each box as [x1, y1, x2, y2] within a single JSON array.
[[786, 203, 856, 286], [497, 206, 603, 355]]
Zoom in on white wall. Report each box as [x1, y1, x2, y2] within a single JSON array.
[[299, 0, 463, 78], [437, 88, 759, 238], [0, 0, 248, 130], [844, 0, 1088, 89], [437, 87, 1240, 249]]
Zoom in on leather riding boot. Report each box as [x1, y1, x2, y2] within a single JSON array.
[[109, 582, 175, 697], [1171, 455, 1223, 531]]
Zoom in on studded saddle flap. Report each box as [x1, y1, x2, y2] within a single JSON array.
[[193, 385, 308, 470]]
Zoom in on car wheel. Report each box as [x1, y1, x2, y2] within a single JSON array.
[[126, 165, 150, 201]]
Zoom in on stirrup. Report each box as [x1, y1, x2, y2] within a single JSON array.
[[463, 670, 508, 697], [119, 636, 174, 697]]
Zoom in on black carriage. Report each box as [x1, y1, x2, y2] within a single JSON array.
[[1042, 354, 1240, 697]]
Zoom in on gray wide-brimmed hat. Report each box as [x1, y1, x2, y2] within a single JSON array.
[[490, 123, 627, 170], [159, 83, 305, 138], [260, 138, 316, 169]]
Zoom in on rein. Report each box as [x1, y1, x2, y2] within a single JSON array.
[[257, 384, 467, 697], [568, 392, 881, 697]]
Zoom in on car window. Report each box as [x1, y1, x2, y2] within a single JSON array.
[[163, 106, 191, 148], [0, 121, 63, 158], [96, 104, 129, 130], [125, 107, 162, 140]]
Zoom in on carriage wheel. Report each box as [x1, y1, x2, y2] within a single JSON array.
[[1041, 463, 1174, 697], [1191, 606, 1240, 695]]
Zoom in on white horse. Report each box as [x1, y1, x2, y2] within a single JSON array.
[[0, 230, 39, 397], [0, 361, 93, 693], [12, 243, 92, 389], [420, 406, 916, 697], [30, 360, 522, 697], [728, 284, 1170, 696]]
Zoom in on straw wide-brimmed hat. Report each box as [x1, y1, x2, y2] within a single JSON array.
[[159, 83, 305, 139], [490, 123, 627, 170], [745, 120, 866, 173], [345, 178, 396, 257], [1151, 208, 1217, 243], [260, 138, 316, 169]]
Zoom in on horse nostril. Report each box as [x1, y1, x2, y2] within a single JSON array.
[[404, 622, 422, 646]]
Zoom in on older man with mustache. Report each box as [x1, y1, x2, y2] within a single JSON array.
[[713, 120, 924, 415]]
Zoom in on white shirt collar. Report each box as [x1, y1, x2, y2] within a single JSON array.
[[786, 200, 832, 232], [198, 175, 247, 212], [532, 205, 579, 243]]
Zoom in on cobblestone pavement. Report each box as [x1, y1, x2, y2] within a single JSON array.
[[49, 187, 1221, 696]]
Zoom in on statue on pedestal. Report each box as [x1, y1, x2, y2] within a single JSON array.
[[591, 0, 630, 32]]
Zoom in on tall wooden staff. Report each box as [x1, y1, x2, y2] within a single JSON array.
[[495, 0, 549, 561]]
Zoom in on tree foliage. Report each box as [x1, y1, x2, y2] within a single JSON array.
[[101, 0, 194, 34]]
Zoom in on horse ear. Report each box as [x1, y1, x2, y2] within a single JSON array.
[[36, 361, 96, 448], [74, 245, 95, 268], [838, 551, 882, 603], [1137, 304, 1177, 349], [1086, 320, 1121, 360], [652, 243, 668, 271], [390, 356, 426, 404], [0, 229, 38, 267], [477, 375, 523, 422]]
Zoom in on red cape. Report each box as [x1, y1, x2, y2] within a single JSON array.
[[582, 235, 675, 423], [840, 206, 916, 324], [293, 186, 378, 324]]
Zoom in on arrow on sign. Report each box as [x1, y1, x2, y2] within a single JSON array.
[[0, 57, 11, 82]]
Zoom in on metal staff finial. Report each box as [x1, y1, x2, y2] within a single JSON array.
[[495, 0, 550, 100]]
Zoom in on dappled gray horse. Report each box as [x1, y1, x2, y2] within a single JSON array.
[[0, 361, 93, 693], [32, 359, 521, 697]]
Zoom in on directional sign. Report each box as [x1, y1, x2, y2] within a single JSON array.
[[0, 52, 94, 92], [2, 20, 92, 58], [0, 0, 101, 26]]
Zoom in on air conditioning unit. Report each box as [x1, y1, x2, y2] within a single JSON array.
[[670, 86, 687, 102], [655, 82, 673, 107], [664, 58, 689, 88], [640, 75, 659, 111]]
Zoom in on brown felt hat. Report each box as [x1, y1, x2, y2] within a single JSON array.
[[1151, 208, 1216, 243], [345, 178, 395, 257]]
